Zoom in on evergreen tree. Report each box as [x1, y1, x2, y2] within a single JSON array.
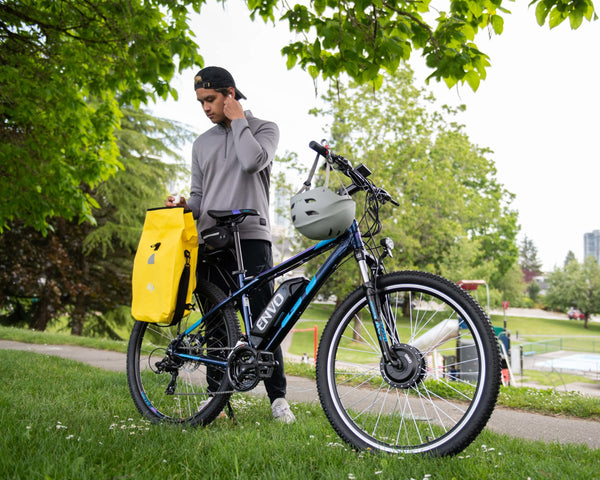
[[519, 236, 543, 275], [0, 108, 192, 335]]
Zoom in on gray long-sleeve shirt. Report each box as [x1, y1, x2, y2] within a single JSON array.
[[187, 111, 279, 243]]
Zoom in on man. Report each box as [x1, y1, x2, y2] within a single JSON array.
[[167, 66, 295, 423]]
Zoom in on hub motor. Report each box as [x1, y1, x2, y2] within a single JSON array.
[[380, 344, 427, 388]]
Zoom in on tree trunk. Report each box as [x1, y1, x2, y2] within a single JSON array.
[[29, 299, 50, 331], [70, 296, 86, 336]]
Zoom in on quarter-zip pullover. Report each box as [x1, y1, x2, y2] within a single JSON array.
[[187, 111, 279, 242]]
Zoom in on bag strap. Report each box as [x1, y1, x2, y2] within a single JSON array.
[[171, 249, 192, 326]]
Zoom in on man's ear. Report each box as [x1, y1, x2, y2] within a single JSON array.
[[228, 86, 236, 98]]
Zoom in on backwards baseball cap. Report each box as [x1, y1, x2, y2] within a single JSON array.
[[193, 66, 247, 100]]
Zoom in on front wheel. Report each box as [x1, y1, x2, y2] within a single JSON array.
[[316, 271, 501, 456]]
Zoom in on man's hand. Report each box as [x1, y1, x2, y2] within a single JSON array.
[[224, 92, 245, 122], [166, 195, 188, 210]]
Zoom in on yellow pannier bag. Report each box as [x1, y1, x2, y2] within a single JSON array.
[[131, 207, 198, 324]]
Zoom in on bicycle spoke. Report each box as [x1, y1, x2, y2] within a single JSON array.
[[317, 271, 500, 456]]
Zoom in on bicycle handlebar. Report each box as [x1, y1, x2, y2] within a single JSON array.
[[308, 140, 399, 207], [309, 140, 329, 157]]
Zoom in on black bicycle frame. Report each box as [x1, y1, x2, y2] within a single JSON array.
[[174, 220, 392, 367]]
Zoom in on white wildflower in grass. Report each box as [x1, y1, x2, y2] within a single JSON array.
[[348, 474, 356, 479], [326, 442, 345, 448], [55, 422, 67, 430], [26, 426, 31, 430], [66, 435, 74, 440], [375, 471, 383, 475]]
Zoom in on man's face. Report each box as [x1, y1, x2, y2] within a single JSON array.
[[196, 88, 227, 124]]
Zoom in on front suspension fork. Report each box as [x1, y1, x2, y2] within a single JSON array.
[[356, 254, 400, 364]]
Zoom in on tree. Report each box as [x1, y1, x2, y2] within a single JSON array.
[[528, 279, 541, 303], [2, 0, 595, 234], [315, 67, 518, 273], [564, 250, 577, 266], [519, 236, 543, 275], [275, 0, 597, 89], [545, 256, 600, 329], [0, 0, 202, 233], [0, 108, 191, 335], [300, 66, 519, 302]]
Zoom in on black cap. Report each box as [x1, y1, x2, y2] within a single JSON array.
[[193, 66, 246, 100]]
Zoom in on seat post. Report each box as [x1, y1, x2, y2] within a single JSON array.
[[231, 223, 246, 287]]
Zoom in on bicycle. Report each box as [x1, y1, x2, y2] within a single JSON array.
[[126, 141, 501, 457]]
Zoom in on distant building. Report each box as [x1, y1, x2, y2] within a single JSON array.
[[584, 230, 600, 263], [532, 275, 548, 296]]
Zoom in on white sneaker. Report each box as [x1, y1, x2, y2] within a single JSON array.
[[271, 398, 296, 424]]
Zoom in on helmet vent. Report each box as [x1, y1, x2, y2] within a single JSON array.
[[306, 210, 318, 216]]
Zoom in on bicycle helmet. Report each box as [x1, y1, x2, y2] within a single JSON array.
[[290, 187, 356, 240]]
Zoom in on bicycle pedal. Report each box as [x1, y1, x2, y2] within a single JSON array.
[[256, 351, 276, 379]]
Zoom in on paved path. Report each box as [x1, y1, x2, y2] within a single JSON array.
[[2, 340, 599, 449]]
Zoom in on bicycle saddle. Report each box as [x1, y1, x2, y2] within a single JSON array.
[[207, 209, 259, 224]]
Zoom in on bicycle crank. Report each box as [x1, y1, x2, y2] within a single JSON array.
[[227, 343, 277, 392], [380, 344, 427, 389]]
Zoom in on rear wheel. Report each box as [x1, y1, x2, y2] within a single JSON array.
[[127, 279, 240, 425], [316, 270, 501, 456]]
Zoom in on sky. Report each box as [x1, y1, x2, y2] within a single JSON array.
[[150, 1, 600, 272]]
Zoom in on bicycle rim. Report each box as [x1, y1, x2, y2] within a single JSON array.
[[127, 280, 240, 426], [316, 271, 501, 456]]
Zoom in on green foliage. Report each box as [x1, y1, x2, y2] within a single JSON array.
[[0, 108, 192, 335], [0, 0, 203, 232], [545, 256, 600, 329], [271, 0, 597, 91], [309, 67, 518, 290], [532, 0, 597, 29], [2, 0, 596, 234], [493, 262, 528, 307], [528, 279, 541, 303], [519, 235, 543, 274], [498, 384, 600, 418]]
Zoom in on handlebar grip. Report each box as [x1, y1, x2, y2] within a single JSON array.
[[309, 140, 329, 157]]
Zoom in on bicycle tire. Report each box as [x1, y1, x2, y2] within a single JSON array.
[[316, 270, 501, 456], [127, 279, 241, 426]]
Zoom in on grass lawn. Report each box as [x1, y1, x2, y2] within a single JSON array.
[[1, 349, 598, 480]]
